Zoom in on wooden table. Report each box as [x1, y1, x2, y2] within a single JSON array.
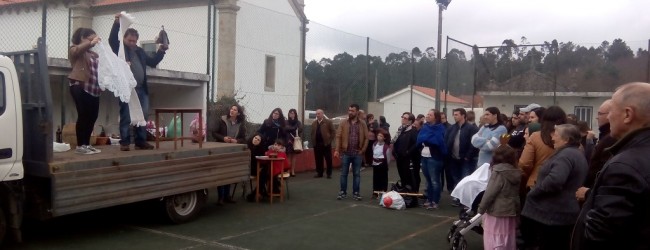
[[154, 108, 202, 150], [255, 156, 285, 204]]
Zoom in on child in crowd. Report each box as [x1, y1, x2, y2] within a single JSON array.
[[248, 134, 266, 176], [477, 135, 522, 250], [265, 139, 291, 177], [371, 129, 391, 199]]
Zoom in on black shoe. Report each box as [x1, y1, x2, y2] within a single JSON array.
[[314, 174, 323, 178], [451, 198, 461, 207], [135, 142, 154, 150], [327, 175, 332, 179]]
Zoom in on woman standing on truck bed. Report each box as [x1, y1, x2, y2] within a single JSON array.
[[211, 104, 247, 205], [68, 28, 102, 155]]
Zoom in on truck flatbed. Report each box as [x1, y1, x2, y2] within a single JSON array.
[[26, 141, 250, 218]]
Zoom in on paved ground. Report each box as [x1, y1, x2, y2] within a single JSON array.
[[6, 163, 483, 250]]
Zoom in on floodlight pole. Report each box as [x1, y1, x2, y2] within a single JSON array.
[[434, 0, 450, 111]]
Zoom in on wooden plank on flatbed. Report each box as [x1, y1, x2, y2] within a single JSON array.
[[43, 141, 250, 217]]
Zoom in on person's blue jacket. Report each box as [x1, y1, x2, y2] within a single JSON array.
[[416, 122, 447, 161]]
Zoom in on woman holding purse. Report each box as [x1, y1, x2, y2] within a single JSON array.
[[285, 109, 302, 177]]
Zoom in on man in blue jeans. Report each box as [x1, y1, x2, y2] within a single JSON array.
[[444, 108, 479, 206], [109, 12, 167, 151], [334, 104, 368, 201]]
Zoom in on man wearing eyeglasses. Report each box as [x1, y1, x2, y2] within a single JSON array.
[[575, 99, 617, 202], [572, 83, 650, 250], [508, 108, 527, 160]]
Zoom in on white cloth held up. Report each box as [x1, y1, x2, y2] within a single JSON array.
[[117, 11, 146, 127], [93, 42, 136, 102], [451, 162, 491, 208]]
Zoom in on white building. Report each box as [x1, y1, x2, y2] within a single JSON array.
[[478, 70, 613, 130], [0, 0, 305, 135], [378, 85, 469, 136]]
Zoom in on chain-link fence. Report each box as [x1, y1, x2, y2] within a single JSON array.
[[446, 37, 650, 129], [3, 1, 649, 140]]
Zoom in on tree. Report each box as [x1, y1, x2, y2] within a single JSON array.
[[606, 38, 634, 63]]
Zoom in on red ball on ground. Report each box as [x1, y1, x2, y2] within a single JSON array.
[[383, 196, 392, 207]]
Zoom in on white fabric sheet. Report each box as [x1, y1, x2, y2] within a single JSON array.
[[451, 162, 491, 208]]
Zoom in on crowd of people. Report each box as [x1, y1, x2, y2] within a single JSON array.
[[66, 18, 649, 250]]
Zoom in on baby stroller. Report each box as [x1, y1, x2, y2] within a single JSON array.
[[446, 163, 491, 250]]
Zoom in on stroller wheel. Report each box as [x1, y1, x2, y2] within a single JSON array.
[[446, 225, 457, 242], [451, 232, 467, 250]]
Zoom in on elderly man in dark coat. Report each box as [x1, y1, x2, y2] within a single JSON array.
[[572, 82, 650, 250]]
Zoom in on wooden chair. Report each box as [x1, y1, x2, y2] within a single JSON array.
[[277, 172, 290, 200]]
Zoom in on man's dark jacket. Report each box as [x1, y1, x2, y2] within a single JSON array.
[[393, 126, 420, 159], [583, 123, 617, 188], [109, 22, 165, 95], [444, 121, 479, 160], [571, 127, 650, 250]]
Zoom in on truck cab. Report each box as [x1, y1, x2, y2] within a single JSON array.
[[0, 55, 24, 182]]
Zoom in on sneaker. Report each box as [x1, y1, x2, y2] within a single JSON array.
[[424, 201, 439, 210], [120, 144, 130, 151], [336, 191, 347, 200], [75, 145, 95, 155], [87, 145, 101, 153], [353, 192, 362, 201], [135, 142, 154, 150]]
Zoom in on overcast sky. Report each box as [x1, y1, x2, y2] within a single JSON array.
[[304, 0, 650, 60]]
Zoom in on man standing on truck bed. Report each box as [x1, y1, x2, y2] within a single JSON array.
[[109, 12, 168, 151]]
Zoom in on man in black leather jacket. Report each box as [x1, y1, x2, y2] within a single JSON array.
[[572, 82, 650, 250]]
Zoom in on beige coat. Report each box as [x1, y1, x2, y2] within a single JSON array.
[[311, 118, 335, 147], [335, 118, 368, 155], [518, 132, 555, 188], [68, 40, 98, 83]]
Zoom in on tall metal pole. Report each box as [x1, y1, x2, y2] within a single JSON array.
[[41, 2, 47, 42], [647, 39, 650, 83], [434, 4, 443, 111], [553, 40, 558, 105], [444, 35, 449, 114], [374, 69, 378, 101], [365, 37, 370, 110], [410, 51, 414, 113]]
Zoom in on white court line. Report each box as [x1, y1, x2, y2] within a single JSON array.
[[128, 225, 250, 250]]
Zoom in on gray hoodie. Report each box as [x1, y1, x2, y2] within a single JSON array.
[[478, 163, 522, 216]]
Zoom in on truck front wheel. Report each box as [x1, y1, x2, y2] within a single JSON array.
[[0, 206, 6, 245], [163, 190, 207, 224]]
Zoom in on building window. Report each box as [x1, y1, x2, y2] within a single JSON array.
[[265, 55, 276, 92], [140, 40, 158, 66], [514, 105, 527, 113], [574, 106, 593, 126]]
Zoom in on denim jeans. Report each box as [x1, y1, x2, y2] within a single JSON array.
[[119, 87, 149, 146], [339, 153, 362, 194], [446, 157, 477, 192], [421, 156, 444, 204]]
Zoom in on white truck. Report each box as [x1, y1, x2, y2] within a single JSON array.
[[0, 39, 250, 243]]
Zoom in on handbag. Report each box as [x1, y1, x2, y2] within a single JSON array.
[[292, 133, 303, 153]]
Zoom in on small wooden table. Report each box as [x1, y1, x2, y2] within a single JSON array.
[[154, 108, 202, 150], [255, 156, 285, 204]]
